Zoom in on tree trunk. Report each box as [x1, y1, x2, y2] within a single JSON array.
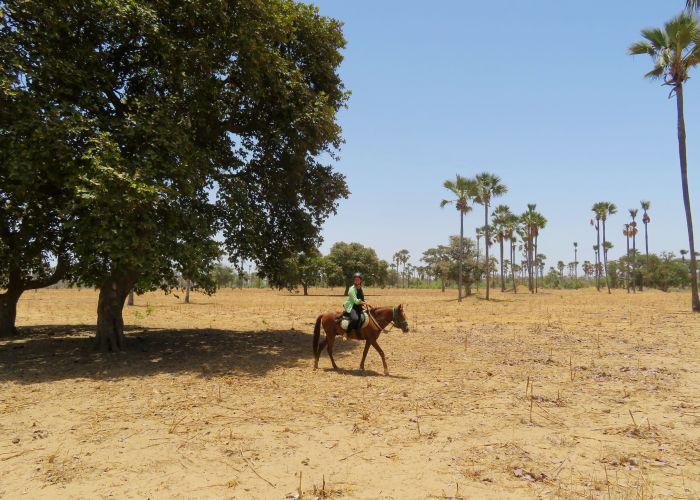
[[344, 284, 350, 296], [0, 288, 22, 338], [534, 236, 539, 293], [595, 224, 601, 292], [0, 259, 68, 337], [303, 283, 309, 296], [95, 275, 132, 352], [484, 205, 490, 300], [511, 241, 517, 293], [184, 280, 191, 304], [499, 237, 505, 292], [458, 211, 463, 302], [626, 234, 631, 293], [676, 85, 700, 311], [441, 278, 445, 293], [602, 221, 611, 294], [127, 290, 134, 306]]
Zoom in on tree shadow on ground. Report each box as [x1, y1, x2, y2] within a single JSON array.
[[0, 325, 364, 384]]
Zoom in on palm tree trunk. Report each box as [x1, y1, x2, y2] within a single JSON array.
[[511, 241, 517, 293], [676, 84, 700, 311], [602, 221, 611, 294], [644, 222, 649, 259], [625, 234, 630, 293], [632, 230, 637, 293], [484, 206, 490, 300], [596, 224, 601, 292], [529, 238, 534, 294], [499, 236, 505, 292], [534, 235, 539, 293], [458, 211, 463, 303]]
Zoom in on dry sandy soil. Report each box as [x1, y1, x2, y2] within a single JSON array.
[[1, 287, 699, 499]]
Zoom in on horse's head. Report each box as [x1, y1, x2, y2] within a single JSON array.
[[393, 304, 409, 333]]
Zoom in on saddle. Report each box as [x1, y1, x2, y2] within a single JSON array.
[[338, 311, 370, 332]]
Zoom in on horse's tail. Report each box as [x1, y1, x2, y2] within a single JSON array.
[[312, 314, 323, 356]]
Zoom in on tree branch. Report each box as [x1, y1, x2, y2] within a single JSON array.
[[24, 255, 69, 290]]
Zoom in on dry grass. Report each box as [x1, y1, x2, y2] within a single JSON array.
[[1, 287, 699, 498]]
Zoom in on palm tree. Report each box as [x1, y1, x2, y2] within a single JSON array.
[[441, 175, 477, 302], [582, 260, 593, 283], [630, 13, 700, 311], [681, 249, 689, 263], [492, 205, 514, 292], [629, 208, 639, 292], [473, 173, 508, 300], [520, 204, 542, 293], [593, 202, 616, 294], [573, 242, 578, 282], [505, 216, 519, 293], [475, 225, 484, 291], [396, 249, 410, 288], [624, 223, 632, 292], [641, 200, 651, 260], [590, 208, 602, 291]]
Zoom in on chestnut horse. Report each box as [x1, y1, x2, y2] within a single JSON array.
[[312, 305, 409, 375]]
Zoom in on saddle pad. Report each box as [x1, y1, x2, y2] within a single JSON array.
[[340, 313, 370, 331]]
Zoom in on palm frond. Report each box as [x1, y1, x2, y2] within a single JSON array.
[[644, 65, 666, 80], [641, 28, 668, 51], [628, 41, 655, 56]]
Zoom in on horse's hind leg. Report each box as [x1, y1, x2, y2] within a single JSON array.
[[371, 340, 389, 375], [314, 337, 328, 369], [326, 334, 339, 370], [359, 340, 371, 371]]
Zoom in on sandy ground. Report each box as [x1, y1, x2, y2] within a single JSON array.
[[1, 286, 699, 499]]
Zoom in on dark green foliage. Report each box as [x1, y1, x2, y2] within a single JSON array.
[[325, 242, 385, 292], [641, 255, 691, 292], [1, 0, 349, 346], [264, 248, 324, 295], [423, 236, 482, 295]]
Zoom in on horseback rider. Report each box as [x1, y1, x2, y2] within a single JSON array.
[[343, 272, 367, 340]]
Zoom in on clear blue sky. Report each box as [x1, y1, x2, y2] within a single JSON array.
[[309, 0, 700, 269]]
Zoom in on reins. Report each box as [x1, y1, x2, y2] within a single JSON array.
[[365, 306, 405, 333]]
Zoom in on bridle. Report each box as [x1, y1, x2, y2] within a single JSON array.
[[365, 306, 409, 333], [391, 306, 409, 331]]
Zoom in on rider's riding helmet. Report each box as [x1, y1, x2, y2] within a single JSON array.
[[353, 272, 363, 280]]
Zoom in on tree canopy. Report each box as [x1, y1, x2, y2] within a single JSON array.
[[0, 0, 349, 346]]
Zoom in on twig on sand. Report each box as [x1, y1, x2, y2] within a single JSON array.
[[339, 449, 364, 461], [239, 447, 275, 487], [0, 447, 44, 461], [628, 409, 638, 429]]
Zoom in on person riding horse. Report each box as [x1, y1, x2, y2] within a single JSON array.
[[343, 272, 367, 340]]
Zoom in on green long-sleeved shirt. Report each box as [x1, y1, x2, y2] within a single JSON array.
[[343, 285, 363, 313]]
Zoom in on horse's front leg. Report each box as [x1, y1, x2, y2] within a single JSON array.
[[371, 340, 389, 375], [359, 340, 371, 371]]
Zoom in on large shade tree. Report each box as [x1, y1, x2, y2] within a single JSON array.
[[2, 0, 350, 349], [325, 242, 383, 295], [440, 175, 477, 302], [629, 13, 700, 311]]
